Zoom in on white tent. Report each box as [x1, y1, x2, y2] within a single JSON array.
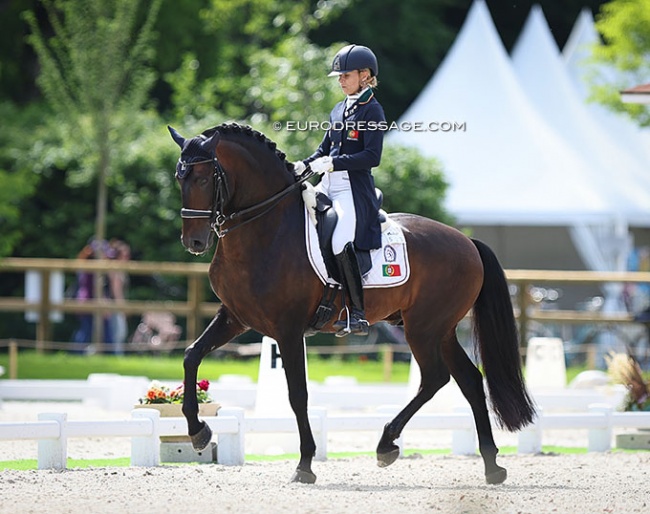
[[390, 0, 617, 229], [512, 5, 650, 230], [388, 0, 650, 320], [510, 4, 650, 293]]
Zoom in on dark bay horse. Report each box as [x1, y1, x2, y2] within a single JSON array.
[[168, 123, 535, 485]]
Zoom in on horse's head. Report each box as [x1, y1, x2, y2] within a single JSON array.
[[170, 123, 301, 255], [168, 125, 223, 255]]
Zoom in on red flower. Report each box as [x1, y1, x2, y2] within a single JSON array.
[[198, 379, 210, 391]]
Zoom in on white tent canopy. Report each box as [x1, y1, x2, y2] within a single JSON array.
[[390, 0, 618, 227], [511, 5, 650, 229]]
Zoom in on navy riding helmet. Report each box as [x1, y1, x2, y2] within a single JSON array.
[[328, 45, 378, 77]]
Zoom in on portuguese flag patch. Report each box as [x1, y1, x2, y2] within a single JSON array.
[[382, 264, 401, 277], [347, 129, 359, 141]]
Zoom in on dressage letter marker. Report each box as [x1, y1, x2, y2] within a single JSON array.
[[251, 336, 309, 455], [271, 342, 283, 369]]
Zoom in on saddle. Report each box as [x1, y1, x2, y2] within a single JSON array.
[[305, 187, 386, 335], [312, 189, 386, 283]]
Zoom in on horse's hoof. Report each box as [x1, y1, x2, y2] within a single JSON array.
[[291, 469, 317, 484], [190, 421, 212, 452], [376, 445, 400, 468], [486, 467, 507, 485]]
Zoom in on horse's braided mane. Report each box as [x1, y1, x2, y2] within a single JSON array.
[[202, 122, 293, 173]]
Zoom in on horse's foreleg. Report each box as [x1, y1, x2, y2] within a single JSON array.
[[443, 335, 507, 485], [377, 340, 450, 468], [183, 306, 246, 450], [279, 336, 316, 484]]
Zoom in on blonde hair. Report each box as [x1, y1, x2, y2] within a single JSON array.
[[360, 68, 378, 88]]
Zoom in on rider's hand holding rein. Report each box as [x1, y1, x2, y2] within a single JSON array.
[[309, 156, 334, 175], [292, 157, 333, 175]]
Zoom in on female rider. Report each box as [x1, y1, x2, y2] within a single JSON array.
[[294, 44, 386, 337]]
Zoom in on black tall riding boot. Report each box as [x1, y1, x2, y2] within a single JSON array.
[[333, 242, 369, 337]]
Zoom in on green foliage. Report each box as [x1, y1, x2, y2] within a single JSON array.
[[245, 35, 346, 160], [1, 104, 190, 263], [0, 102, 40, 257], [165, 0, 344, 122], [590, 0, 650, 126], [23, 0, 163, 247], [374, 144, 453, 224], [310, 0, 458, 123], [23, 0, 161, 126]]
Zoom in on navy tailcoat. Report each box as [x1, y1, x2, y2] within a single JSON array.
[[304, 90, 386, 251]]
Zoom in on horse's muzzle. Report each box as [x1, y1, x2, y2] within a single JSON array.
[[182, 232, 213, 256]]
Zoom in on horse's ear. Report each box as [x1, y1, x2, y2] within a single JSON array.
[[200, 130, 220, 155], [168, 126, 186, 149]]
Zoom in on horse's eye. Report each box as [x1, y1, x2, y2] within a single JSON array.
[[198, 177, 210, 187]]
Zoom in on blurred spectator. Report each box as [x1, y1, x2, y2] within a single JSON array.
[[71, 239, 114, 350], [108, 239, 131, 355]]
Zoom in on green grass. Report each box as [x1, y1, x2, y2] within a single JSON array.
[[0, 447, 601, 471], [0, 350, 411, 382], [0, 350, 591, 383]]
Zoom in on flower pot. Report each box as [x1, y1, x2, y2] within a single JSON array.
[[134, 403, 220, 443], [616, 429, 650, 450]]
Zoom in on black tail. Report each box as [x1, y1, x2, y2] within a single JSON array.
[[471, 239, 536, 431]]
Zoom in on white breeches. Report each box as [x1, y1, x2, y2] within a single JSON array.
[[315, 171, 356, 255]]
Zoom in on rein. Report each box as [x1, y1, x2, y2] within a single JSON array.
[[179, 157, 315, 238]]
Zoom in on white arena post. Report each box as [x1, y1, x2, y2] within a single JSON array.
[[525, 337, 567, 389], [37, 412, 67, 470], [217, 407, 245, 465], [588, 403, 613, 452], [310, 406, 328, 461], [518, 408, 543, 454], [131, 408, 160, 467], [252, 336, 307, 455], [451, 406, 476, 455]]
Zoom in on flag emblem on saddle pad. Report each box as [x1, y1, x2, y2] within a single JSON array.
[[347, 129, 359, 141], [382, 264, 401, 277]]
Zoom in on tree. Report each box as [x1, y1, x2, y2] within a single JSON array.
[[310, 0, 459, 123], [0, 103, 38, 257], [23, 0, 163, 247], [374, 144, 453, 225], [23, 0, 162, 343], [244, 34, 346, 161], [590, 0, 650, 126]]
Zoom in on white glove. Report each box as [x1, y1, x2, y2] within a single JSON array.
[[310, 156, 334, 175], [292, 161, 306, 175]]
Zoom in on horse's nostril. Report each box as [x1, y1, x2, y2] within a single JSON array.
[[192, 240, 204, 251]]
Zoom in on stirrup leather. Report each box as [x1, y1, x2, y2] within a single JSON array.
[[333, 243, 369, 337]]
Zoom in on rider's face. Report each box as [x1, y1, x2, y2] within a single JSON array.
[[338, 70, 369, 95]]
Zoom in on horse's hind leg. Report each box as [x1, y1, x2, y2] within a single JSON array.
[[377, 333, 450, 467], [442, 334, 507, 484], [183, 306, 246, 450]]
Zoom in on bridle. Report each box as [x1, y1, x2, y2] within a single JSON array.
[[177, 156, 315, 239]]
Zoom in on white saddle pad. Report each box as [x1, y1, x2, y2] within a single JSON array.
[[304, 206, 410, 288]]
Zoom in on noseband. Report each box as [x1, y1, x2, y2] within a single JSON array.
[[177, 156, 315, 238], [177, 157, 230, 225]]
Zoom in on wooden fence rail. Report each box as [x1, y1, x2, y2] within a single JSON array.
[[2, 258, 650, 351]]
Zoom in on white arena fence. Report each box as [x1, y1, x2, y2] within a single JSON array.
[[0, 338, 647, 472], [1, 405, 650, 470]]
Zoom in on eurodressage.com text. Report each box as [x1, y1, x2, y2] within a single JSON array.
[[274, 120, 467, 132]]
